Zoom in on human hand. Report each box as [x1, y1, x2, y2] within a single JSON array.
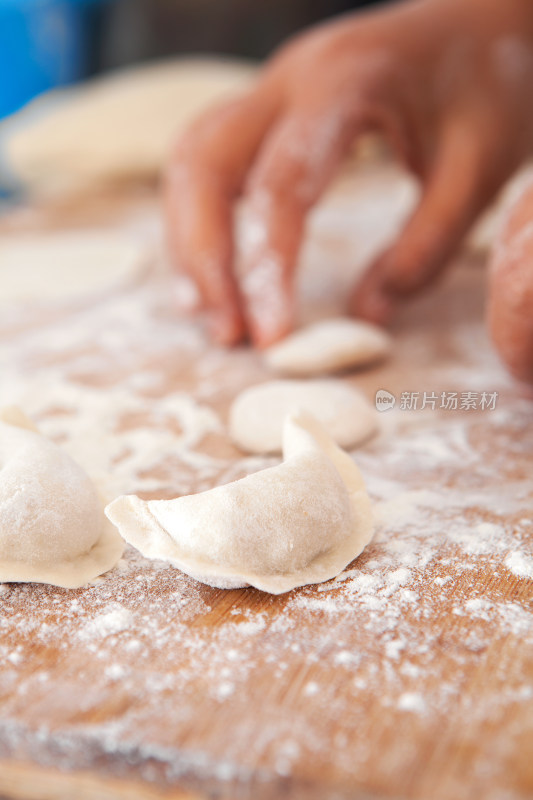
[[165, 0, 533, 348], [489, 178, 533, 385]]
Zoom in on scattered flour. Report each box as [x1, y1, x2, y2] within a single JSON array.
[[81, 605, 134, 638], [0, 172, 531, 796], [105, 663, 128, 680], [505, 551, 533, 579], [398, 693, 426, 713]]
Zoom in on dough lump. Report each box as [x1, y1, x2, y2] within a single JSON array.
[[0, 231, 149, 303], [6, 58, 256, 196], [0, 410, 124, 587], [105, 412, 374, 595], [229, 379, 378, 454], [264, 317, 391, 377]]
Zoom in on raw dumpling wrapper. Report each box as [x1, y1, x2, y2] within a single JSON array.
[[264, 317, 391, 377], [105, 413, 374, 594], [229, 379, 378, 454], [0, 409, 124, 587]]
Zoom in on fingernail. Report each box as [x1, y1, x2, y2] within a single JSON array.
[[351, 287, 395, 326], [252, 312, 293, 348], [248, 288, 293, 347], [242, 256, 293, 347], [367, 290, 396, 325], [172, 276, 201, 313], [209, 308, 244, 346]]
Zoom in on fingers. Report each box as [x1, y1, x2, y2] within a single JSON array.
[[488, 180, 533, 385], [240, 94, 368, 346], [238, 193, 303, 348], [350, 122, 492, 324], [164, 87, 280, 345], [166, 163, 243, 344]]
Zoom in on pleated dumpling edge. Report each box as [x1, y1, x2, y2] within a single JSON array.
[[105, 412, 374, 594]]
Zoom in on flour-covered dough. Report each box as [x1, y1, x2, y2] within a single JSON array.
[[0, 231, 149, 303], [0, 409, 123, 587], [5, 58, 256, 196], [229, 379, 378, 454], [265, 318, 391, 377], [105, 413, 374, 594]]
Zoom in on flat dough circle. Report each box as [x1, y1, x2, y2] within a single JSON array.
[[265, 317, 391, 377], [0, 410, 124, 588], [0, 231, 149, 303], [105, 412, 374, 595], [229, 379, 378, 454]]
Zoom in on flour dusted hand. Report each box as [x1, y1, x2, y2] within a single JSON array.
[[166, 0, 533, 350], [0, 409, 123, 588], [264, 318, 391, 377], [229, 379, 378, 454], [105, 413, 374, 594]]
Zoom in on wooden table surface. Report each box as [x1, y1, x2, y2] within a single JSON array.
[[0, 164, 532, 800]]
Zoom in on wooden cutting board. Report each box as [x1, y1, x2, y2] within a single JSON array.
[[0, 166, 532, 800]]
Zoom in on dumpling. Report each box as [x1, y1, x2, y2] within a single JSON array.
[[105, 412, 374, 594], [0, 408, 124, 588], [229, 379, 378, 454], [264, 317, 391, 377]]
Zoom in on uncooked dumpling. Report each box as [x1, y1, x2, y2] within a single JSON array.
[[229, 379, 378, 454], [0, 409, 124, 587], [105, 413, 374, 595], [264, 317, 391, 377]]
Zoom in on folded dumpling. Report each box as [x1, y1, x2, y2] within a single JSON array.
[[0, 408, 124, 587], [105, 412, 373, 594]]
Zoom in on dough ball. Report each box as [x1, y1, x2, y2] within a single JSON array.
[[0, 410, 123, 587], [0, 231, 149, 304], [6, 57, 256, 196], [264, 317, 391, 377], [229, 379, 378, 454], [105, 412, 374, 595]]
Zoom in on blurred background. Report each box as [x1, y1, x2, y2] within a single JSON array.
[[0, 0, 393, 120]]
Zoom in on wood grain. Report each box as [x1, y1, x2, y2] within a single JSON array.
[[0, 169, 532, 800], [0, 760, 200, 800]]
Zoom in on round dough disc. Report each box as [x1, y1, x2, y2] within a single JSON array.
[[264, 317, 391, 377], [229, 379, 378, 454], [0, 231, 149, 304]]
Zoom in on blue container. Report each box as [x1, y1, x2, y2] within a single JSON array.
[[0, 0, 106, 119]]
